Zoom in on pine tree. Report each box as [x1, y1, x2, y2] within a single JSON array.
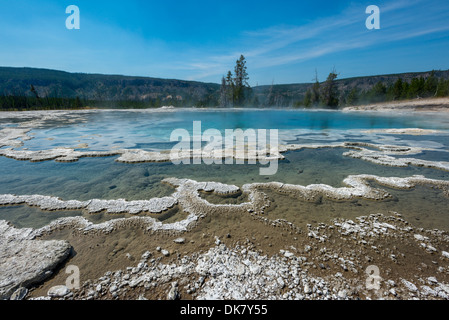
[[266, 81, 275, 106], [303, 90, 312, 107], [408, 77, 425, 99], [219, 76, 227, 107], [30, 84, 39, 99], [233, 55, 249, 106], [345, 88, 359, 106], [436, 79, 449, 97], [225, 71, 234, 106], [311, 69, 320, 105], [74, 96, 83, 109], [320, 69, 339, 107], [371, 81, 387, 102], [392, 78, 403, 100], [423, 71, 438, 97]]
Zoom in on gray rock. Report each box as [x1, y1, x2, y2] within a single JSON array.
[[141, 251, 152, 260], [10, 287, 28, 300], [167, 282, 180, 300]]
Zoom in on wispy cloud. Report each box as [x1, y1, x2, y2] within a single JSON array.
[[1, 0, 447, 84], [183, 0, 449, 82]]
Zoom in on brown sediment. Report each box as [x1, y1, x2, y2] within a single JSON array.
[[25, 209, 449, 300]]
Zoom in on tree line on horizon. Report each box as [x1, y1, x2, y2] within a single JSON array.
[[0, 84, 221, 111], [1, 60, 449, 111], [0, 85, 86, 111], [296, 70, 449, 108], [218, 59, 449, 109]]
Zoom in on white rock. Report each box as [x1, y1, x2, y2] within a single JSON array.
[[249, 265, 261, 274], [414, 234, 428, 241], [47, 285, 70, 298], [174, 238, 185, 244], [421, 286, 437, 297], [235, 264, 246, 276], [109, 284, 118, 293], [0, 221, 72, 300], [304, 284, 312, 294], [401, 279, 418, 292], [337, 290, 347, 299], [427, 277, 438, 284]]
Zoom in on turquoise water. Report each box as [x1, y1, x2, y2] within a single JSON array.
[[7, 109, 449, 151], [1, 109, 449, 229]]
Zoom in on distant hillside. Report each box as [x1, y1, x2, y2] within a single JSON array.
[[0, 67, 220, 104], [254, 69, 449, 106], [1, 66, 449, 108]]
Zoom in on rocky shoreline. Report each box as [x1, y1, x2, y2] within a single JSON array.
[[1, 175, 449, 300], [1, 109, 449, 301], [343, 97, 449, 112], [14, 212, 449, 301]]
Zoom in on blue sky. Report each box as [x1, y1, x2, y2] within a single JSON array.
[[0, 0, 449, 85]]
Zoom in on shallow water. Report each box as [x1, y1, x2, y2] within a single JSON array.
[[1, 109, 449, 230], [5, 109, 449, 151], [264, 185, 449, 231]]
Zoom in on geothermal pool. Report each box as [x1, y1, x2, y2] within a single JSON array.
[[1, 108, 449, 230]]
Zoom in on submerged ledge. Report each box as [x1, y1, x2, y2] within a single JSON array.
[[1, 125, 449, 172], [0, 194, 178, 214], [1, 174, 448, 234], [361, 128, 447, 135]]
